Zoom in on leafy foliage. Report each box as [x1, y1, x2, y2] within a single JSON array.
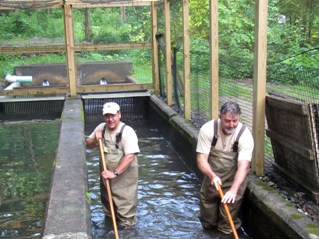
[[0, 9, 63, 39], [0, 1, 318, 87]]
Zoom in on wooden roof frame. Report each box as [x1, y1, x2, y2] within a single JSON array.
[[0, 0, 161, 10]]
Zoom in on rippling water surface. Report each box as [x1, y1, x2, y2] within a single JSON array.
[[0, 120, 60, 239], [86, 121, 220, 239]]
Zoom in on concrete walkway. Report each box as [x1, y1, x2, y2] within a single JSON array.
[[43, 98, 92, 239]]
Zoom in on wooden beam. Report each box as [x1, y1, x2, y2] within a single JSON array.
[[64, 3, 77, 97], [67, 0, 156, 8], [77, 83, 153, 93], [210, 0, 219, 119], [0, 46, 66, 54], [0, 0, 160, 9], [0, 83, 153, 96], [0, 87, 68, 96], [164, 0, 172, 106], [151, 2, 160, 96], [183, 0, 191, 121], [75, 43, 151, 51], [252, 0, 268, 176], [82, 91, 150, 99], [0, 96, 65, 103], [0, 43, 151, 55]]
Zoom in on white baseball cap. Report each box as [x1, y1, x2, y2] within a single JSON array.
[[102, 102, 120, 115]]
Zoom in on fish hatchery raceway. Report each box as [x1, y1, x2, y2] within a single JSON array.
[[0, 85, 319, 239]]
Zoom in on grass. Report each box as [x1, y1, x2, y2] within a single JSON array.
[[130, 61, 152, 84], [267, 83, 319, 103], [0, 53, 153, 85], [0, 54, 66, 79]]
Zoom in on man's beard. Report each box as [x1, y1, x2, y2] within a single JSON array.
[[224, 127, 236, 135]]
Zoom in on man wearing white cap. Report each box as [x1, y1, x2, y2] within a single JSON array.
[[86, 102, 140, 228]]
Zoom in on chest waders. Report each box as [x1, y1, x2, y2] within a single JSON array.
[[199, 120, 247, 234], [100, 124, 139, 227]]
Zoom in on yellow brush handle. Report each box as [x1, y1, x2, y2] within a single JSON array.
[[218, 185, 239, 239], [99, 139, 120, 239]]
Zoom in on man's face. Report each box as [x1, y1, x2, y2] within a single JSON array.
[[104, 112, 121, 131], [219, 112, 240, 135]]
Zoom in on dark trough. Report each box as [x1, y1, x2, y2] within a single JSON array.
[[81, 94, 319, 239], [12, 61, 135, 87]]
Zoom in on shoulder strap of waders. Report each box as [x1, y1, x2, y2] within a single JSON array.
[[102, 123, 107, 140], [232, 125, 246, 153], [115, 124, 126, 149], [211, 119, 219, 147], [102, 123, 126, 149]]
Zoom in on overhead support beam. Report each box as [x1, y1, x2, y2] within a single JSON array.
[[0, 43, 151, 55], [210, 0, 219, 119], [0, 0, 160, 10], [252, 0, 268, 176], [65, 0, 156, 8]]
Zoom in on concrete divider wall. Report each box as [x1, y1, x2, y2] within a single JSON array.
[[148, 95, 319, 239], [43, 98, 92, 239]]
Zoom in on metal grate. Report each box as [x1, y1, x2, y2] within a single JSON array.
[[83, 95, 149, 124], [0, 99, 64, 121]]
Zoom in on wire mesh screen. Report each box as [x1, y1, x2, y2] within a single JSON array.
[[0, 100, 64, 120], [162, 0, 319, 167], [83, 96, 149, 124], [0, 7, 66, 79], [0, 8, 65, 47], [73, 6, 152, 44], [72, 6, 153, 85], [0, 0, 61, 9], [0, 3, 153, 87], [156, 0, 255, 129]]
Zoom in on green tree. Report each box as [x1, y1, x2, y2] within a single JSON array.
[[277, 0, 319, 45]]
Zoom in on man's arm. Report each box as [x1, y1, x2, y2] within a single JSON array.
[[222, 160, 250, 203], [85, 136, 97, 148], [101, 153, 135, 179], [85, 128, 103, 148], [197, 152, 221, 190]]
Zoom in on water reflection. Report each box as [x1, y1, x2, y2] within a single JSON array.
[[86, 122, 220, 239], [0, 120, 59, 238]]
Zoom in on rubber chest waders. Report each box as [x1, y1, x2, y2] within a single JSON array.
[[199, 119, 247, 234], [100, 123, 139, 227]]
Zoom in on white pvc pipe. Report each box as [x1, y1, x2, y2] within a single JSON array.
[[5, 74, 32, 83]]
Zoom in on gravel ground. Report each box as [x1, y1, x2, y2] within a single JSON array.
[[263, 158, 319, 223]]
